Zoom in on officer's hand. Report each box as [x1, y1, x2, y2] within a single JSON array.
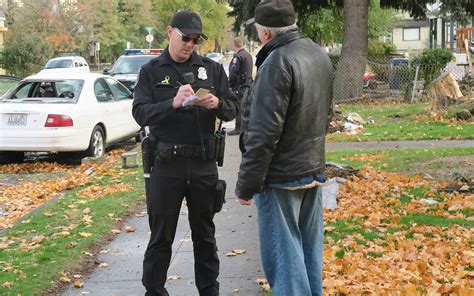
[[193, 94, 220, 110], [172, 84, 195, 109]]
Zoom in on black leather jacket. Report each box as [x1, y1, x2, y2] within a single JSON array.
[[236, 30, 333, 198]]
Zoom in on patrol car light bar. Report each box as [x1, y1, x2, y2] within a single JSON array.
[[124, 49, 163, 55]]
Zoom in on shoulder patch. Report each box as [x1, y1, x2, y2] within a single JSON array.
[[232, 57, 238, 64]]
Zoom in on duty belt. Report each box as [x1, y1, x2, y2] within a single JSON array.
[[156, 141, 211, 160]]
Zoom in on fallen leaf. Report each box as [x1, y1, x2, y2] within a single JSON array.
[[255, 278, 270, 291], [79, 232, 92, 238], [31, 235, 45, 244], [111, 229, 121, 234], [59, 276, 71, 283], [124, 226, 135, 233], [99, 262, 109, 268], [73, 280, 83, 288], [2, 281, 13, 288], [167, 275, 182, 280]]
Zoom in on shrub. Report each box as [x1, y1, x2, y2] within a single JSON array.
[[368, 40, 397, 57], [410, 49, 453, 88]]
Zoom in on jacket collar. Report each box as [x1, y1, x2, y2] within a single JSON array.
[[255, 30, 304, 69], [158, 46, 205, 67]]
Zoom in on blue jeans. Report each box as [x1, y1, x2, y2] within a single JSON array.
[[254, 186, 323, 296]]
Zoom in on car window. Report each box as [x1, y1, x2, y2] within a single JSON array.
[[44, 59, 73, 69], [111, 56, 154, 74], [2, 80, 84, 102], [94, 79, 114, 102], [56, 80, 84, 99], [37, 82, 57, 97], [10, 82, 35, 99], [105, 78, 131, 101]]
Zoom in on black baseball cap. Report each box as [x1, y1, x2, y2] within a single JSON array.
[[246, 0, 296, 27], [170, 10, 208, 40]]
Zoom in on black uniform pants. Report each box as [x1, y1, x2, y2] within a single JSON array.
[[233, 91, 243, 131], [143, 157, 219, 296]]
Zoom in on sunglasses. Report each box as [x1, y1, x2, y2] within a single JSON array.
[[174, 28, 202, 45]]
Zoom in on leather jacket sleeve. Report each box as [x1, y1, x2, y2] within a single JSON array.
[[235, 64, 292, 198]]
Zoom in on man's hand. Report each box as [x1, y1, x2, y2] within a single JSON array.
[[238, 197, 252, 206], [193, 94, 220, 110], [172, 84, 195, 109]]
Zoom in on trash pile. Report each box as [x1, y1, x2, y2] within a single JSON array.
[[439, 172, 474, 193], [327, 110, 371, 135], [458, 73, 473, 98], [322, 163, 359, 210]]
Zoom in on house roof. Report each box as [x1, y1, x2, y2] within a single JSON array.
[[393, 19, 429, 29]]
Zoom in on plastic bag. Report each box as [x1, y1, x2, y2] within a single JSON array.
[[321, 177, 345, 209]]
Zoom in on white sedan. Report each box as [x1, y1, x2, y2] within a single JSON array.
[[0, 72, 141, 163]]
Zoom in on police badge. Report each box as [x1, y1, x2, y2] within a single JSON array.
[[197, 67, 207, 80]]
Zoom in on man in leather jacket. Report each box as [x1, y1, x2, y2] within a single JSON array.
[[132, 10, 237, 296], [235, 0, 333, 295]]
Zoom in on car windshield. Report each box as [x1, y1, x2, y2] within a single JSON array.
[[207, 53, 219, 58], [111, 56, 154, 74], [1, 79, 84, 103], [44, 59, 73, 69]]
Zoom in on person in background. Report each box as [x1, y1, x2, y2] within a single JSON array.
[[132, 10, 237, 296], [235, 0, 333, 295], [227, 37, 253, 136]]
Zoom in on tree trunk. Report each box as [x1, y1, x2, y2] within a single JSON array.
[[214, 37, 221, 53], [333, 0, 369, 101]]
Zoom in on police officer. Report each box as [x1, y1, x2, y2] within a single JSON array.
[[227, 37, 253, 136], [132, 10, 237, 296]]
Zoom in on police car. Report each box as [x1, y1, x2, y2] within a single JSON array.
[[103, 49, 163, 91]]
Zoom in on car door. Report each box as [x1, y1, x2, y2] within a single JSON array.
[[105, 77, 140, 138], [93, 78, 122, 143]]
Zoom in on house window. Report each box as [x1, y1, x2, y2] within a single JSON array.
[[403, 28, 420, 41]]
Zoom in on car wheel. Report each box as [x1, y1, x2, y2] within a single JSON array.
[[0, 151, 24, 164], [85, 126, 105, 158]]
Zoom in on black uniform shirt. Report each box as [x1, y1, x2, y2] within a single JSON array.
[[132, 47, 238, 145], [228, 48, 253, 91]]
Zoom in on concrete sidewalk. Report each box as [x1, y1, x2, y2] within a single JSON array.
[[62, 134, 265, 296]]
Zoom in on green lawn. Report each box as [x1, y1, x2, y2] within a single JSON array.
[[327, 103, 474, 142], [0, 81, 18, 97], [0, 163, 144, 295], [326, 146, 474, 173]]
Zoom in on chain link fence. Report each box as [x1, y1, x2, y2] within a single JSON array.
[[330, 55, 471, 103]]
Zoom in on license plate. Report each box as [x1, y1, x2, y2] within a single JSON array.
[[6, 114, 27, 126]]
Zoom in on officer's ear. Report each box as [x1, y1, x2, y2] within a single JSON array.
[[167, 26, 174, 40]]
